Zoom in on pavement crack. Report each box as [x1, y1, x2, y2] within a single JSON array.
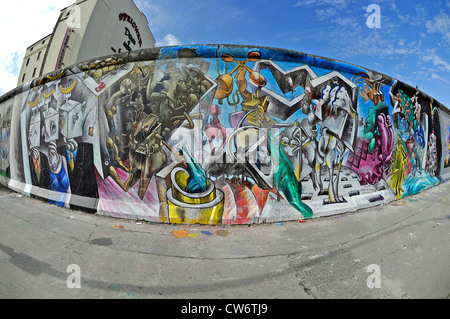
[[286, 254, 318, 299], [87, 224, 97, 243]]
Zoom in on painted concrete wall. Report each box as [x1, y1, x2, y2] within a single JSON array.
[[0, 44, 448, 225]]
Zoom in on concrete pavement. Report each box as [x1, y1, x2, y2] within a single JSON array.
[[0, 180, 449, 300]]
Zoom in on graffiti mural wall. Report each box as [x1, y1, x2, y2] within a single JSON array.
[[0, 45, 448, 225], [439, 109, 450, 181]]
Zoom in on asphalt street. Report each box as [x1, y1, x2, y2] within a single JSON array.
[[0, 179, 449, 301]]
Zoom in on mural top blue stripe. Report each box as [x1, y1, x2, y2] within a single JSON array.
[[158, 44, 368, 76], [0, 43, 447, 109]]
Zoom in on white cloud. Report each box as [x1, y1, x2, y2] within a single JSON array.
[[396, 4, 427, 26], [157, 34, 182, 47], [332, 17, 359, 28], [0, 0, 75, 95], [315, 8, 337, 21], [431, 73, 450, 84], [420, 51, 450, 72], [293, 0, 314, 6], [294, 0, 349, 9], [425, 12, 450, 44], [134, 0, 167, 32], [426, 12, 450, 33]]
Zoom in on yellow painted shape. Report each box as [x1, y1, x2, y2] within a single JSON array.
[[29, 96, 41, 108], [59, 80, 77, 94], [172, 170, 214, 205], [43, 88, 55, 99], [47, 71, 64, 81], [302, 141, 312, 149], [168, 200, 223, 226], [295, 163, 300, 181]]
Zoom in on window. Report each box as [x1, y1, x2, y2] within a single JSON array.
[[42, 40, 45, 45], [26, 58, 30, 66], [33, 68, 37, 77], [22, 74, 26, 83], [37, 51, 42, 60], [30, 47, 33, 52]]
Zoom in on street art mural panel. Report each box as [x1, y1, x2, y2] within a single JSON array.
[[0, 103, 12, 178], [0, 45, 448, 225], [387, 82, 441, 199], [16, 71, 99, 208], [439, 110, 450, 180]]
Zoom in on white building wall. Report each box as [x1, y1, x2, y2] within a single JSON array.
[[17, 35, 51, 86], [41, 0, 98, 75], [36, 0, 155, 78], [77, 0, 155, 62]]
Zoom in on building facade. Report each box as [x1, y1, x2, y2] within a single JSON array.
[[17, 0, 155, 86], [17, 35, 52, 86]]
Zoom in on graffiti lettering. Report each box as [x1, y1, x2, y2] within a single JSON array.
[[118, 13, 143, 47], [125, 27, 137, 46], [123, 41, 133, 52]]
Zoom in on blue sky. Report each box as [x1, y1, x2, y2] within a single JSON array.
[[1, 0, 449, 107]]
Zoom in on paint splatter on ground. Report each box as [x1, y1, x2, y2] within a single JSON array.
[[172, 230, 189, 238], [216, 229, 230, 237], [171, 229, 231, 238], [392, 201, 406, 206]]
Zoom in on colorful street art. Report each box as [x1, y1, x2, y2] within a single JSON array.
[[442, 113, 450, 168], [0, 45, 448, 225], [0, 103, 11, 178]]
